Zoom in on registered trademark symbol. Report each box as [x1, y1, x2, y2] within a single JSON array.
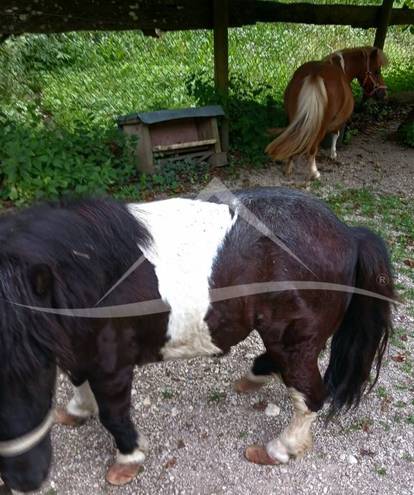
[[377, 273, 389, 286]]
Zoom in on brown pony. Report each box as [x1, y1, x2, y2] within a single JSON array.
[[265, 47, 388, 180]]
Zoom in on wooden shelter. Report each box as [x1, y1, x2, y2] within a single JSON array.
[[1, 0, 413, 146], [118, 105, 228, 172], [2, 2, 414, 92]]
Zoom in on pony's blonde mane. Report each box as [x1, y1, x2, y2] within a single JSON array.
[[325, 46, 388, 67]]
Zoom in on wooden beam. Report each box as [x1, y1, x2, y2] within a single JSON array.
[[0, 1, 413, 34], [374, 0, 394, 49], [213, 0, 229, 151], [214, 0, 229, 97], [254, 1, 413, 29]]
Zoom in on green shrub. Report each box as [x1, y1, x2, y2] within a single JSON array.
[[186, 70, 286, 160], [0, 23, 412, 204], [399, 120, 414, 147], [0, 107, 137, 205]]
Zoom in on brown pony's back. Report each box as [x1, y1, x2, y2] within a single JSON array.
[[284, 61, 353, 127], [266, 47, 386, 180]]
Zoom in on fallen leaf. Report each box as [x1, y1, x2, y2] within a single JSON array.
[[177, 439, 185, 449], [165, 458, 177, 469], [391, 353, 406, 363], [403, 258, 414, 268], [360, 448, 376, 457], [252, 401, 267, 411]]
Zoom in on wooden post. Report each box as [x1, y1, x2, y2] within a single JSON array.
[[213, 0, 229, 151], [374, 0, 394, 49], [213, 0, 229, 96]]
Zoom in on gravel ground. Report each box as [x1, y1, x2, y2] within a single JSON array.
[[2, 116, 414, 495]]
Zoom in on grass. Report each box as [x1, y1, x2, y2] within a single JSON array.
[[376, 386, 388, 399], [0, 22, 413, 203], [161, 389, 174, 400], [324, 188, 414, 269], [208, 390, 226, 403]]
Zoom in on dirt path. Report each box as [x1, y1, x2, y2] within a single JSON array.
[[3, 118, 414, 495], [227, 118, 414, 198]]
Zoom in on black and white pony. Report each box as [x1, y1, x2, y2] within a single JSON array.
[[0, 188, 395, 491]]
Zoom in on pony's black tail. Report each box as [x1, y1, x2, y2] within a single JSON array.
[[324, 227, 396, 415]]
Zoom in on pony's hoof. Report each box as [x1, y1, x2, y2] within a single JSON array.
[[233, 377, 265, 394], [106, 462, 143, 486], [311, 171, 321, 180], [245, 445, 280, 465], [54, 408, 86, 427]]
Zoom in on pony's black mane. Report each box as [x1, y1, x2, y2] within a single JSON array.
[[0, 197, 150, 377]]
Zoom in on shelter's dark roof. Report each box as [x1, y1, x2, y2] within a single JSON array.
[[117, 105, 225, 126]]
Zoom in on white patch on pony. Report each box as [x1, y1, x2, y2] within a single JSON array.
[[66, 382, 99, 418], [116, 447, 146, 465], [266, 388, 317, 463], [128, 198, 236, 360]]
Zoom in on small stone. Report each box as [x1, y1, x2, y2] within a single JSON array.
[[348, 454, 358, 465], [265, 403, 281, 417], [143, 397, 151, 407], [171, 407, 178, 417]]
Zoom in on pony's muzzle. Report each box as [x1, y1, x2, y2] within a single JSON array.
[[374, 87, 387, 100]]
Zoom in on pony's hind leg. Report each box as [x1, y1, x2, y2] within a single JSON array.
[[330, 131, 340, 160], [307, 154, 320, 180], [246, 349, 326, 465], [55, 381, 99, 426], [284, 158, 294, 177], [234, 352, 279, 393]]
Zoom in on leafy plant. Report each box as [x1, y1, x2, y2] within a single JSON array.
[[0, 108, 137, 204], [399, 120, 414, 148], [186, 69, 286, 160]]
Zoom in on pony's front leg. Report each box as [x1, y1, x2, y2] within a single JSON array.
[[246, 357, 325, 465], [89, 367, 148, 486], [56, 381, 99, 426]]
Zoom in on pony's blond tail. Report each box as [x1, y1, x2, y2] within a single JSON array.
[[265, 75, 328, 161]]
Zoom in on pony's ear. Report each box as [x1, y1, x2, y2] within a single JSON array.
[[29, 264, 53, 297]]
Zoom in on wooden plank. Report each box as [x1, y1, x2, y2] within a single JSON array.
[[1, 1, 413, 34], [157, 150, 213, 166], [254, 1, 413, 29], [153, 139, 217, 152], [208, 152, 228, 167], [214, 0, 229, 97], [374, 0, 394, 49], [210, 118, 222, 153], [122, 123, 154, 173]]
